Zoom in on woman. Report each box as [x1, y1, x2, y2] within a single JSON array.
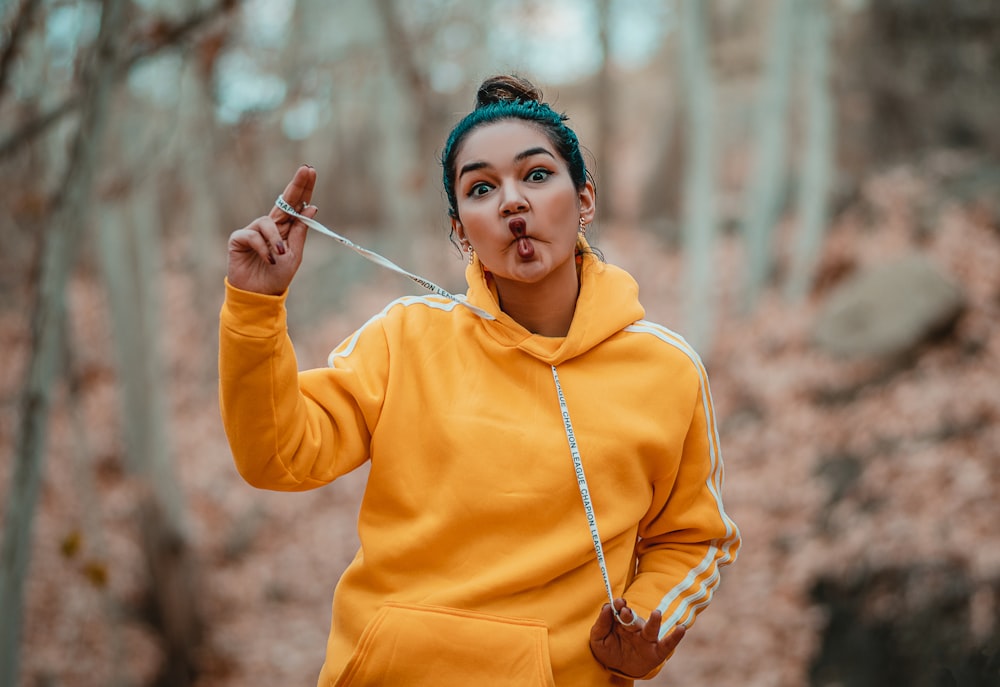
[[220, 75, 740, 686]]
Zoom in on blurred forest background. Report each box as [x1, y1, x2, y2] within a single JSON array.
[[1, 0, 999, 686]]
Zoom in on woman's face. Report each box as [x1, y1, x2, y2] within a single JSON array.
[[451, 120, 595, 287]]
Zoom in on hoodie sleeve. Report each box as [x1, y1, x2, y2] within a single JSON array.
[[218, 280, 386, 491], [621, 364, 741, 678]]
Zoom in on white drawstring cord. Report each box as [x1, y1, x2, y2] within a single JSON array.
[[275, 195, 494, 320], [552, 365, 634, 627]]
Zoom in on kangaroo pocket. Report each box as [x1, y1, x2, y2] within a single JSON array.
[[332, 602, 556, 687]]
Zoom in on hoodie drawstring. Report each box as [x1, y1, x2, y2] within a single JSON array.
[[552, 365, 630, 624], [276, 195, 494, 320]]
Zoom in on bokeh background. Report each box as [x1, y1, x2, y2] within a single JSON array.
[[2, 1, 999, 686]]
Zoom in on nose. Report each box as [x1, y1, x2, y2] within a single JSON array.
[[498, 183, 528, 216]]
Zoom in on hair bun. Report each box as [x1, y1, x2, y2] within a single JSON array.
[[475, 75, 543, 109]]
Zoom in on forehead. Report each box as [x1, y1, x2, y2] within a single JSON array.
[[454, 119, 558, 166]]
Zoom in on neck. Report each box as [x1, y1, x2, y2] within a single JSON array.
[[493, 262, 580, 337]]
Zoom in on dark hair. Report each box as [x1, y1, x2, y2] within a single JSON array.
[[441, 75, 590, 220]]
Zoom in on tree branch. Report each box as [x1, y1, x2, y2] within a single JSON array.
[[0, 0, 43, 105], [0, 0, 240, 159]]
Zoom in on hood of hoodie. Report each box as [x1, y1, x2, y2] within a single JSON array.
[[463, 241, 645, 366]]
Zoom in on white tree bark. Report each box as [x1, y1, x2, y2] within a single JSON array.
[[373, 0, 430, 235], [739, 0, 797, 311], [595, 0, 615, 221], [96, 188, 187, 526], [678, 0, 719, 352], [373, 0, 457, 279], [0, 2, 126, 685], [97, 143, 202, 686], [785, 0, 834, 302]]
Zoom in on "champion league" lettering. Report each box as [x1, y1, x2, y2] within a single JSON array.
[[552, 365, 620, 620]]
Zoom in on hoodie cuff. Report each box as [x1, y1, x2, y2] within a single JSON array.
[[608, 664, 664, 681], [220, 278, 289, 339]]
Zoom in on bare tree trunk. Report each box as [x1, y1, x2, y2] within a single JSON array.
[[786, 0, 834, 301], [97, 182, 202, 686], [678, 0, 719, 352], [739, 0, 797, 311], [0, 2, 126, 686], [594, 0, 615, 222], [638, 102, 683, 239], [176, 33, 227, 326], [372, 0, 445, 274], [372, 0, 432, 212]]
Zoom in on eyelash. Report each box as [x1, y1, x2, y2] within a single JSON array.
[[466, 168, 552, 198]]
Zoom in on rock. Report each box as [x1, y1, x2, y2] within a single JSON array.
[[812, 254, 965, 358], [810, 563, 1000, 687]]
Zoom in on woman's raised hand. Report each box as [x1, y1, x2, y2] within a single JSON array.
[[227, 165, 318, 295], [589, 598, 686, 679]]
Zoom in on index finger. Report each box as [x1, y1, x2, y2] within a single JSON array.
[[271, 164, 317, 221]]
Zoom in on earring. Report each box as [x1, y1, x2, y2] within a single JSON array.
[[462, 241, 475, 264], [579, 217, 587, 235]]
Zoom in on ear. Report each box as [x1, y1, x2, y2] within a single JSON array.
[[577, 180, 596, 226], [451, 217, 465, 243]]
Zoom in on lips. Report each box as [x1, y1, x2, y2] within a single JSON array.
[[507, 218, 535, 259]]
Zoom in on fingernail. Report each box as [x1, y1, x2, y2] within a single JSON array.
[[276, 240, 286, 255], [268, 254, 276, 265]]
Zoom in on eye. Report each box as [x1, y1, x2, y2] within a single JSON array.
[[526, 168, 551, 182], [468, 182, 492, 197]]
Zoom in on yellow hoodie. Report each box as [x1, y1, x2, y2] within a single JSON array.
[[219, 251, 740, 686]]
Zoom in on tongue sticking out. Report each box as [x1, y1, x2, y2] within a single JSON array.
[[516, 237, 534, 258], [509, 218, 534, 259]]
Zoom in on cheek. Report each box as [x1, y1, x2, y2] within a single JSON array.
[[552, 197, 582, 230], [455, 207, 492, 244]]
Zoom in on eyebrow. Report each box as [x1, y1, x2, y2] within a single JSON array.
[[458, 147, 556, 180]]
